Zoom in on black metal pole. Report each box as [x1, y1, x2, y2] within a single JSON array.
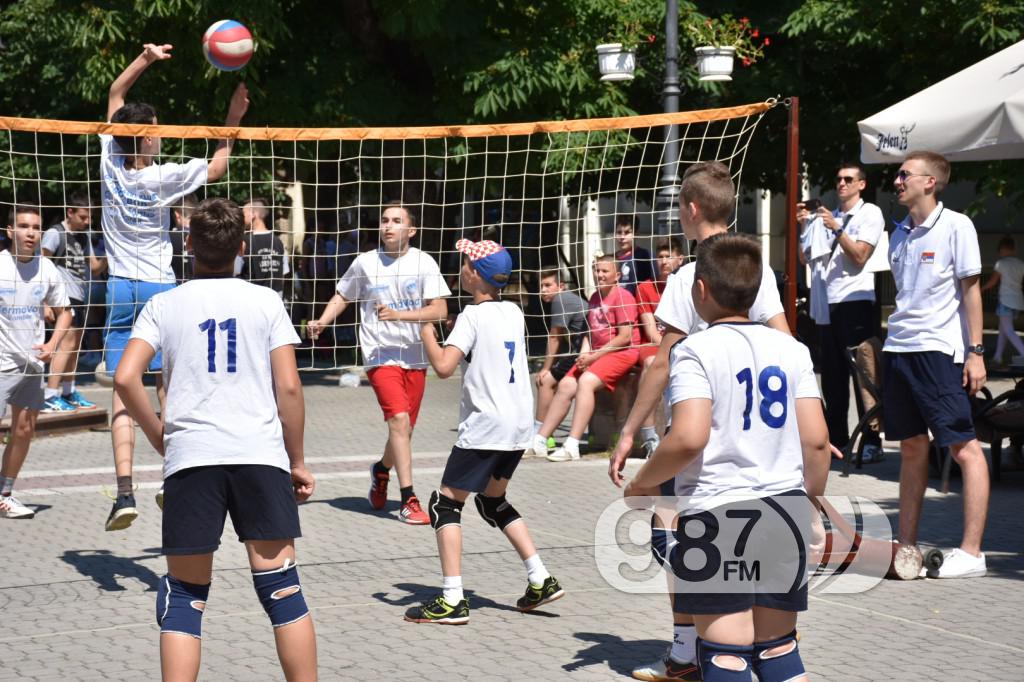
[[656, 0, 680, 237]]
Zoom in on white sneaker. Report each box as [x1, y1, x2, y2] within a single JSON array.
[[0, 494, 35, 519], [524, 435, 549, 459], [631, 651, 699, 681], [546, 447, 580, 462], [928, 548, 987, 579]]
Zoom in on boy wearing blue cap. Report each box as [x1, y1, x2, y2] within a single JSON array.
[[405, 239, 564, 624]]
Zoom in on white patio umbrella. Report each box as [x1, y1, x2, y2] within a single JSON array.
[[859, 40, 1024, 163]]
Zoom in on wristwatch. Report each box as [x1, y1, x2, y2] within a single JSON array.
[[968, 344, 985, 356]]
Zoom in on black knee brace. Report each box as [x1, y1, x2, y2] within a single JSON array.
[[428, 490, 464, 530], [474, 493, 522, 530]]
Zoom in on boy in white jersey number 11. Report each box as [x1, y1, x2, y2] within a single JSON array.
[[626, 234, 831, 682], [114, 199, 317, 682]]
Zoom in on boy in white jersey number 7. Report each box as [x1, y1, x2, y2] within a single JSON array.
[[405, 239, 563, 624], [626, 234, 830, 682], [114, 199, 317, 681]]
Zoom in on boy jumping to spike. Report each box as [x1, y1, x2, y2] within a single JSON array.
[[114, 198, 317, 681], [308, 202, 450, 525], [626, 233, 830, 682], [405, 239, 564, 624]]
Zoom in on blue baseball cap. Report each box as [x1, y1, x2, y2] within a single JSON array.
[[456, 238, 513, 288]]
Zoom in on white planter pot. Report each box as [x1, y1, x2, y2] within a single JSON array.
[[596, 43, 636, 82], [695, 46, 736, 82]]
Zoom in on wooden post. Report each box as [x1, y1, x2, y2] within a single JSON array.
[[784, 97, 800, 333]]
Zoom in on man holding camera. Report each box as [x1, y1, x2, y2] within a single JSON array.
[[798, 164, 885, 460]]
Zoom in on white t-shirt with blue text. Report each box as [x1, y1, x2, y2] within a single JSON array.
[[130, 278, 300, 478], [0, 251, 69, 372]]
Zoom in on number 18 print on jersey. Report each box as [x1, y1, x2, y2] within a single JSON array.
[[129, 277, 301, 478], [668, 321, 820, 512]]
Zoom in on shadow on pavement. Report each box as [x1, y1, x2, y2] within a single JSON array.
[[566, 631, 669, 675], [60, 548, 162, 592]]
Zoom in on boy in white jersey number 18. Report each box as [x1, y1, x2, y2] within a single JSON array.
[[405, 239, 563, 624], [114, 199, 317, 682], [626, 234, 830, 682], [308, 202, 450, 525]]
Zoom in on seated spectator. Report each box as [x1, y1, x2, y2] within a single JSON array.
[[614, 214, 654, 295], [533, 269, 589, 446], [527, 255, 640, 462]]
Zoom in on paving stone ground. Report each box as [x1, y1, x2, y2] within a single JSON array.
[[1, 375, 1022, 681]]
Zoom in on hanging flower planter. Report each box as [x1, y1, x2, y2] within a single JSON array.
[[695, 46, 736, 81], [596, 43, 636, 82]]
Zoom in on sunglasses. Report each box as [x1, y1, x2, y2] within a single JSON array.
[[836, 175, 860, 185], [895, 170, 932, 182]]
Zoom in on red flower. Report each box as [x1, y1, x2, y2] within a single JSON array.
[[740, 17, 750, 24], [648, 34, 657, 43], [763, 37, 771, 46], [742, 57, 752, 67], [752, 28, 759, 38]]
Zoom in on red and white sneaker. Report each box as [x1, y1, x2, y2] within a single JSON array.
[[400, 496, 430, 525], [368, 464, 389, 510]]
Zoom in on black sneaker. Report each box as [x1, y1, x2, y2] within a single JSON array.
[[404, 594, 469, 625], [516, 575, 565, 612], [105, 493, 138, 532]]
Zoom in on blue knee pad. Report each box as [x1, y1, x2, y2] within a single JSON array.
[[753, 630, 804, 682], [697, 639, 754, 682], [252, 559, 310, 628], [156, 575, 210, 639]]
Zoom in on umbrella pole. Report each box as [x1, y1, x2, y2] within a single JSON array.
[[784, 96, 800, 332]]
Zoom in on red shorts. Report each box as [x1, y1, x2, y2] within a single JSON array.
[[366, 366, 427, 426], [568, 348, 641, 391], [636, 344, 658, 365]]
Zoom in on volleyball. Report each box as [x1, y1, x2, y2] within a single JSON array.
[[202, 20, 253, 71]]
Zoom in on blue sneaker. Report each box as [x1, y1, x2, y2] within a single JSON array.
[[41, 395, 76, 413], [63, 390, 97, 410]]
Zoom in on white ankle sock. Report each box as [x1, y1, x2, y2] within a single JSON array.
[[62, 379, 75, 395], [44, 387, 59, 400], [533, 419, 543, 434], [524, 554, 550, 586], [442, 575, 463, 604], [670, 624, 697, 663], [640, 425, 657, 442], [563, 437, 580, 455]]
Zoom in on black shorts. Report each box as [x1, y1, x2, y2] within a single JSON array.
[[68, 298, 86, 328], [162, 464, 301, 555], [441, 446, 523, 493], [883, 351, 976, 447], [550, 355, 577, 381], [669, 490, 810, 615]]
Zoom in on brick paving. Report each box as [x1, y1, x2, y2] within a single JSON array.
[[1, 375, 1022, 681]]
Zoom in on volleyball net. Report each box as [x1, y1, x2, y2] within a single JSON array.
[[0, 101, 773, 377]]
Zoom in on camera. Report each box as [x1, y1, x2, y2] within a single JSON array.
[[802, 198, 822, 212]]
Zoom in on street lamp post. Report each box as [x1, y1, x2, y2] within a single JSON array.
[[656, 0, 680, 237]]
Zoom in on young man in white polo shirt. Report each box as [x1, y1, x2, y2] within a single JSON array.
[[886, 150, 988, 579], [798, 164, 885, 461]]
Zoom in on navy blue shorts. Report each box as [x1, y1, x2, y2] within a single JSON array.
[[883, 351, 976, 447], [669, 490, 810, 615], [441, 446, 523, 493], [162, 465, 301, 555]]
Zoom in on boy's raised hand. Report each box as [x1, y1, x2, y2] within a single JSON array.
[[143, 43, 173, 62], [227, 83, 250, 123]]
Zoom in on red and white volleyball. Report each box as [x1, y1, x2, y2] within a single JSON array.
[[202, 20, 254, 71]]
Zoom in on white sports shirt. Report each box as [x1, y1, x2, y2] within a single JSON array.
[[445, 301, 534, 450], [0, 252, 69, 373], [337, 248, 451, 368], [885, 202, 982, 363], [100, 134, 208, 282], [655, 260, 784, 335], [130, 277, 301, 478], [669, 322, 820, 512]]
